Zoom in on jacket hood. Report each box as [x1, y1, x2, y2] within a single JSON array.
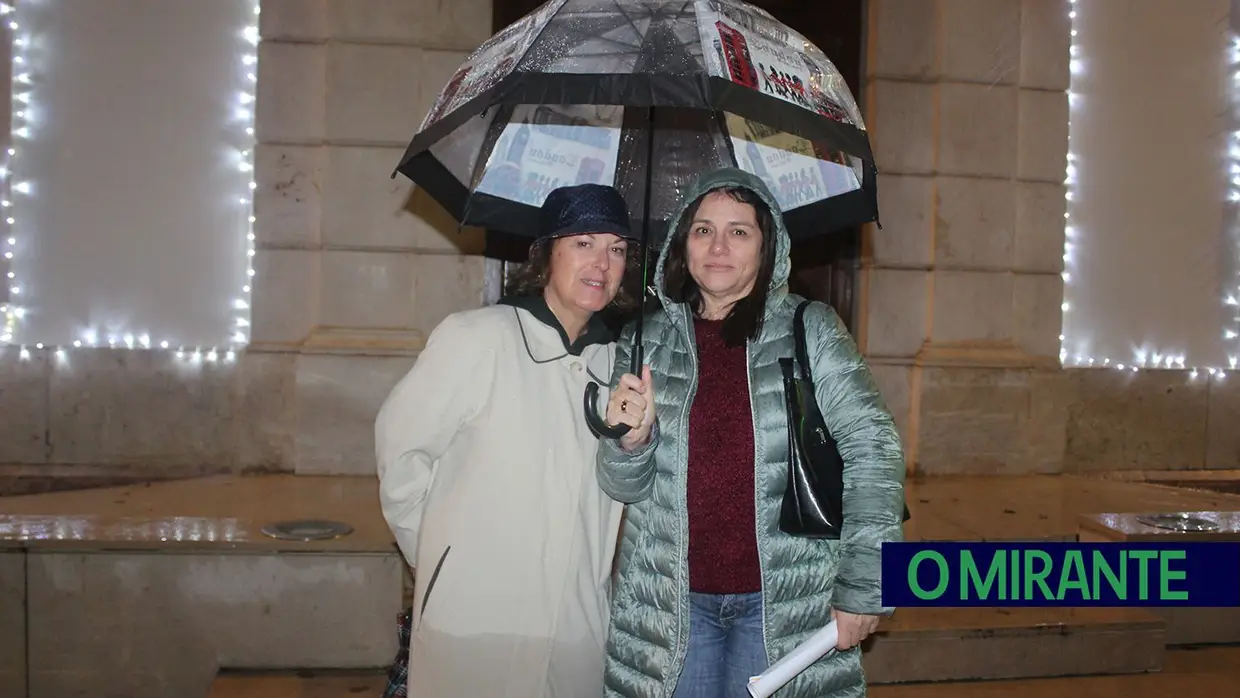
[[652, 167, 791, 318]]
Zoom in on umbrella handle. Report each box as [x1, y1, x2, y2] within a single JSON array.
[[583, 337, 645, 440], [583, 381, 632, 439]]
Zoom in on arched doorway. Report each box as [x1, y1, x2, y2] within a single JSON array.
[[486, 0, 866, 331]]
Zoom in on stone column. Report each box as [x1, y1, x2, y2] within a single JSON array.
[[252, 0, 493, 474], [858, 0, 1073, 475]]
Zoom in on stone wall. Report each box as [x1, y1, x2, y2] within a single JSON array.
[[1063, 370, 1240, 472], [0, 0, 495, 490], [859, 0, 1074, 475], [859, 0, 1240, 477], [251, 0, 496, 476], [2, 0, 1236, 489]]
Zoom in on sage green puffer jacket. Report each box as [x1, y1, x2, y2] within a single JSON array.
[[597, 168, 906, 697]]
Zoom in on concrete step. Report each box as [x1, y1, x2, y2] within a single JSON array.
[[863, 606, 1165, 684], [1, 476, 407, 698], [206, 646, 1239, 698], [20, 549, 402, 698], [1078, 509, 1240, 644], [207, 669, 387, 698], [870, 645, 1240, 697]]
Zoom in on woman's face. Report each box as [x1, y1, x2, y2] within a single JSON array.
[[544, 232, 629, 316], [685, 190, 763, 305]]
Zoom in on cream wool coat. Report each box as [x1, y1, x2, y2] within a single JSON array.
[[376, 302, 625, 698]]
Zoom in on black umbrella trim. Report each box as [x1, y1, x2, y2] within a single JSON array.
[[396, 72, 874, 172], [399, 143, 878, 241]]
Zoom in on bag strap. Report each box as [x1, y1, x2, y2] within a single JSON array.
[[793, 298, 914, 524], [793, 299, 813, 383]]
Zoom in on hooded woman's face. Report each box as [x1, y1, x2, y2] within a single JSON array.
[[684, 190, 764, 312]]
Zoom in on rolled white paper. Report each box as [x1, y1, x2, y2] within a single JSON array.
[[746, 620, 839, 698]]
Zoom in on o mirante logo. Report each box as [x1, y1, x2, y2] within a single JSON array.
[[880, 542, 1240, 607]]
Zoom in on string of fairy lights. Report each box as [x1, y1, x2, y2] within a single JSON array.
[[1, 2, 21, 347], [1226, 28, 1240, 368], [0, 0, 1231, 377], [1059, 0, 1233, 380], [0, 0, 259, 363]]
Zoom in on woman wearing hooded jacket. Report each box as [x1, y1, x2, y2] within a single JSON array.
[[596, 168, 906, 698]]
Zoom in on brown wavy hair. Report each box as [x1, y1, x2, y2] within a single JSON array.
[[503, 235, 645, 317]]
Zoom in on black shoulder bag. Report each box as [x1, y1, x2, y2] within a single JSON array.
[[778, 300, 911, 539]]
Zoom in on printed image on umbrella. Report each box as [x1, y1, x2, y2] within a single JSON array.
[[393, 0, 878, 246], [392, 0, 880, 438]]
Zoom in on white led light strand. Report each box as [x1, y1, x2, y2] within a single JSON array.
[[1, 2, 25, 346], [1059, 0, 1230, 381], [1058, 0, 1076, 367], [1, 0, 260, 364], [1226, 29, 1240, 370], [232, 2, 260, 354]]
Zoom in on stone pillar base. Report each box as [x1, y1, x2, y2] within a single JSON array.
[[298, 327, 426, 356], [914, 341, 1061, 370]]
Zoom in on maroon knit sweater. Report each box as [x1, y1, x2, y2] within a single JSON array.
[[687, 317, 762, 594]]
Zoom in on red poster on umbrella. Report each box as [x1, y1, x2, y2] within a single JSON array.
[[695, 0, 860, 127]]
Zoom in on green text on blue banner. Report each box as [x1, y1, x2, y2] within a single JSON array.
[[880, 542, 1240, 607]]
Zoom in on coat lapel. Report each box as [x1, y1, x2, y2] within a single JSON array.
[[513, 306, 574, 363], [499, 294, 618, 368]]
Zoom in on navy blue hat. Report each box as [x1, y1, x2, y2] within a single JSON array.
[[538, 183, 636, 241]]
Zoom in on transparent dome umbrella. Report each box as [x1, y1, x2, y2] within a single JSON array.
[[391, 0, 880, 439]]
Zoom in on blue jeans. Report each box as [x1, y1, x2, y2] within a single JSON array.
[[672, 592, 768, 698]]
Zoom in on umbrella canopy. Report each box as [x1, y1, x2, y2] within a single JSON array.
[[393, 0, 878, 248], [393, 0, 880, 440]]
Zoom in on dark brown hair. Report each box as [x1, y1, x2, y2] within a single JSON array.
[[661, 186, 778, 347], [503, 234, 644, 316]]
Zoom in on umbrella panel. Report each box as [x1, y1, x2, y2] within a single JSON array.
[[401, 0, 877, 248], [419, 0, 568, 133], [503, 0, 864, 125], [500, 0, 866, 131], [407, 0, 872, 162], [474, 104, 628, 209], [697, 0, 865, 130], [437, 102, 864, 245], [429, 107, 495, 189], [515, 0, 706, 77]]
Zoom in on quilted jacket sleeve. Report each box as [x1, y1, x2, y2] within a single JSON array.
[[596, 325, 660, 504], [806, 303, 906, 616]]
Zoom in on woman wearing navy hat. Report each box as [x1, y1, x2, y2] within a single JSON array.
[[376, 183, 641, 697]]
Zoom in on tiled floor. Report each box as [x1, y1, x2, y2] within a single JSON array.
[[4, 472, 1237, 695], [202, 646, 1240, 698], [207, 670, 387, 698], [0, 474, 393, 553], [902, 474, 1240, 541], [3, 471, 1240, 552]]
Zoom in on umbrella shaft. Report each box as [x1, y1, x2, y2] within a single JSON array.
[[630, 106, 657, 375]]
